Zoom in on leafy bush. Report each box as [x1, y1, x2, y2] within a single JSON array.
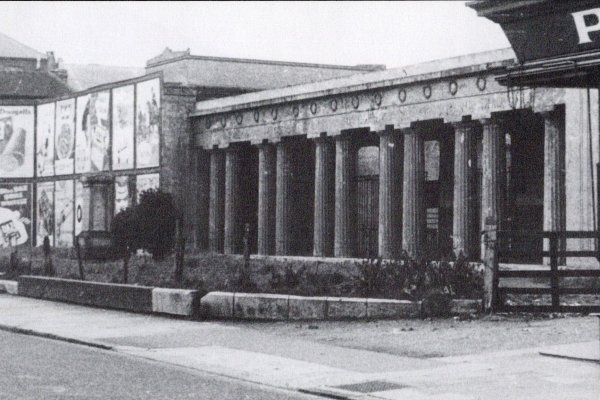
[[111, 189, 180, 261]]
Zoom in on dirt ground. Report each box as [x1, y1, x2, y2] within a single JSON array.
[[242, 313, 599, 358]]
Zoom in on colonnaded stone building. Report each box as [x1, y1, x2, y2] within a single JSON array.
[[191, 49, 599, 267], [0, 32, 598, 268]]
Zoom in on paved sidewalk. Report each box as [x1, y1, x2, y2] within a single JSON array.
[[0, 294, 598, 399]]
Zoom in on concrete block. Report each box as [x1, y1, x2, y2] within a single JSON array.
[[152, 288, 198, 316], [326, 297, 367, 320], [0, 280, 18, 295], [288, 296, 327, 320], [233, 293, 289, 320], [17, 276, 153, 313], [451, 299, 482, 315], [199, 292, 235, 319], [366, 298, 421, 319]]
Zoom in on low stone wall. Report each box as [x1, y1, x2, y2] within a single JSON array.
[[200, 292, 479, 320], [0, 279, 18, 295]]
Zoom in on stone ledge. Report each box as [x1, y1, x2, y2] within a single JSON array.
[[199, 291, 235, 319], [367, 298, 421, 319], [0, 280, 18, 295], [152, 288, 199, 316], [451, 299, 483, 315], [234, 293, 289, 320]]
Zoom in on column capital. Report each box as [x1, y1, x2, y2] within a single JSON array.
[[451, 119, 480, 130], [377, 125, 396, 137]]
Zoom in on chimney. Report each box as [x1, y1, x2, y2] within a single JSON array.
[[46, 51, 58, 70]]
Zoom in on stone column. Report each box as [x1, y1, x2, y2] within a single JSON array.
[[208, 149, 225, 253], [480, 118, 506, 237], [313, 137, 335, 257], [334, 134, 355, 258], [452, 121, 478, 258], [224, 147, 240, 254], [402, 127, 425, 259], [276, 141, 292, 255], [257, 143, 277, 255], [543, 110, 565, 264], [378, 126, 403, 259]]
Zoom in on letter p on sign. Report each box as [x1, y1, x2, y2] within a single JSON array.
[[572, 8, 600, 44]]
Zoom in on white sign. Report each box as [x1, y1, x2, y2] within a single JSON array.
[[572, 8, 600, 44]]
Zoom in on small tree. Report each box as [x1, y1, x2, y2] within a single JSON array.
[[136, 189, 179, 260]]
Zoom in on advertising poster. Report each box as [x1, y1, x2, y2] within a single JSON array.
[[136, 173, 159, 201], [54, 180, 74, 248], [76, 92, 110, 173], [136, 79, 160, 168], [54, 99, 75, 175], [0, 106, 34, 178], [36, 103, 55, 177], [0, 183, 31, 248], [74, 181, 84, 236], [112, 85, 134, 170], [36, 181, 54, 246], [114, 175, 132, 214]]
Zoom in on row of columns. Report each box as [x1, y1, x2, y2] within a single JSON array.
[[205, 112, 562, 260]]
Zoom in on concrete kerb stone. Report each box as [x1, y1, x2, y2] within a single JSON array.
[[0, 280, 18, 295], [366, 298, 421, 319], [199, 291, 235, 319], [288, 295, 328, 320], [151, 288, 198, 317], [233, 293, 289, 320], [326, 297, 368, 320]]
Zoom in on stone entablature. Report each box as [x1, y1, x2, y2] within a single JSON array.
[[193, 49, 565, 149]]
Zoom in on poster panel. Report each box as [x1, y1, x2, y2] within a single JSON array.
[[54, 180, 74, 247], [36, 103, 55, 177], [54, 99, 75, 175], [136, 79, 160, 168], [76, 92, 110, 173], [136, 173, 159, 201], [0, 183, 31, 248], [114, 175, 131, 214], [0, 106, 34, 178], [112, 85, 134, 170], [75, 95, 90, 173], [74, 181, 84, 236], [36, 181, 54, 246]]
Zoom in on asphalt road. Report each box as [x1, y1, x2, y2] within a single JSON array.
[[0, 330, 319, 400]]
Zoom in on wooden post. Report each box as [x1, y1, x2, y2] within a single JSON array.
[[550, 232, 560, 311], [483, 221, 498, 312], [173, 218, 186, 286], [75, 236, 85, 281]]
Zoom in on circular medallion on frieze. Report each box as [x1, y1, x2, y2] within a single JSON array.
[[373, 92, 382, 107], [310, 102, 318, 115], [398, 89, 407, 103], [271, 108, 278, 120], [220, 116, 227, 128], [235, 113, 243, 125], [449, 81, 458, 96], [330, 98, 338, 112], [292, 105, 300, 118], [477, 77, 486, 91], [351, 96, 359, 109], [423, 85, 432, 99], [253, 110, 260, 123]]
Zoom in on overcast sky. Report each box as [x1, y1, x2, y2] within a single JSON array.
[[3, 1, 510, 69]]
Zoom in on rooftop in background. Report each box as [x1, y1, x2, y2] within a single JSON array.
[[146, 47, 386, 90], [0, 32, 45, 61], [0, 70, 70, 100], [62, 63, 145, 91]]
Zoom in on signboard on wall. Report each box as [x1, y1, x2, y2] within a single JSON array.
[[114, 175, 131, 213], [76, 92, 110, 173], [136, 79, 160, 168], [36, 181, 54, 246], [0, 183, 31, 248], [54, 180, 74, 247], [37, 103, 55, 177], [0, 106, 34, 178], [75, 181, 84, 236], [112, 85, 135, 170], [136, 173, 159, 200], [55, 99, 75, 175]]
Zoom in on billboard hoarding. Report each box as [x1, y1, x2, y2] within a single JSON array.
[[136, 79, 160, 168], [55, 99, 75, 175], [0, 183, 31, 248], [36, 181, 54, 246], [54, 180, 74, 247], [0, 106, 34, 178], [112, 85, 135, 170]]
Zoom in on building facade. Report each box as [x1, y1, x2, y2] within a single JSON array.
[[190, 49, 599, 266]]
